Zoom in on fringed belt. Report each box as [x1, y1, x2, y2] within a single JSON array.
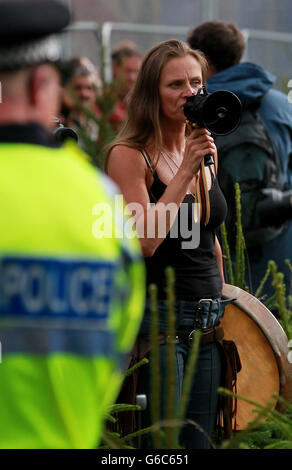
[[154, 325, 224, 346]]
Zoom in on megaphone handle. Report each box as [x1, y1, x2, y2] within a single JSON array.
[[204, 154, 215, 166], [186, 121, 215, 167]]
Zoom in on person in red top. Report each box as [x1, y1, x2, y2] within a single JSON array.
[[110, 41, 143, 133], [61, 57, 102, 148]]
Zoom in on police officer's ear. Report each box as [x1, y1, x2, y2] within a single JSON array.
[[28, 64, 60, 107]]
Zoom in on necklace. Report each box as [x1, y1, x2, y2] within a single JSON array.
[[160, 150, 181, 175], [160, 149, 197, 199]]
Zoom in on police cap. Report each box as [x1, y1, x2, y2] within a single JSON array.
[[0, 0, 71, 71]]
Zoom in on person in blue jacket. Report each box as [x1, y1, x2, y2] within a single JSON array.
[[188, 21, 292, 299]]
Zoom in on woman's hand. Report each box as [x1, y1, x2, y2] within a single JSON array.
[[180, 127, 217, 176], [107, 145, 201, 257]]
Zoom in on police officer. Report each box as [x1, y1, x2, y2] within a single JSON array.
[[0, 1, 145, 449]]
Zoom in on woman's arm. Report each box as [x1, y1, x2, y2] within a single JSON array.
[[107, 146, 191, 257], [107, 129, 216, 257]]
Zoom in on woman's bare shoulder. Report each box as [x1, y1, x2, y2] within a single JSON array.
[[107, 144, 147, 174], [109, 144, 142, 158], [107, 144, 152, 205]]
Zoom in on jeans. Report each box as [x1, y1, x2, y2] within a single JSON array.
[[137, 300, 221, 449]]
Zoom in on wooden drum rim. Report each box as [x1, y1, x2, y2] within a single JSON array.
[[222, 283, 292, 407]]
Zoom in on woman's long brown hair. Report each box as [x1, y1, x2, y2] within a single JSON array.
[[104, 39, 207, 172]]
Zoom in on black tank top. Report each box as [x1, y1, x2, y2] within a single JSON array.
[[142, 151, 228, 301]]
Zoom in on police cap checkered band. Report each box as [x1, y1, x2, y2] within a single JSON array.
[[0, 36, 62, 71]]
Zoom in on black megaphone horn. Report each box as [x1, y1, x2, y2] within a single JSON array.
[[184, 86, 242, 166]]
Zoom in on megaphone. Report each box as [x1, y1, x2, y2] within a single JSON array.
[[54, 125, 79, 144], [184, 86, 242, 166], [52, 117, 79, 144]]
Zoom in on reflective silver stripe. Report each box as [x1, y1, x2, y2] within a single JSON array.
[[0, 327, 122, 359], [0, 35, 62, 70]]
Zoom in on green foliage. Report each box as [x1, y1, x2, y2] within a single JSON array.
[[234, 183, 245, 289], [100, 356, 148, 449], [100, 181, 292, 449], [279, 73, 292, 95], [218, 390, 292, 449], [220, 183, 246, 291], [67, 83, 117, 170], [148, 267, 203, 449], [220, 221, 234, 286], [221, 183, 292, 339], [165, 267, 177, 448], [100, 173, 292, 450], [100, 267, 205, 449], [149, 282, 162, 448], [218, 183, 292, 450]]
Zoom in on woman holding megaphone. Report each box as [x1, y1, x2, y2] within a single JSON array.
[[105, 39, 234, 449]]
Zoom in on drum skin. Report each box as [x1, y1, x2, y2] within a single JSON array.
[[221, 283, 292, 429]]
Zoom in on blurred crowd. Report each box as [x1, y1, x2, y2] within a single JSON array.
[[57, 32, 292, 299], [58, 40, 143, 154]]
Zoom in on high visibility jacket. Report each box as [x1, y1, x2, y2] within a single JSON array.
[[0, 138, 145, 449]]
